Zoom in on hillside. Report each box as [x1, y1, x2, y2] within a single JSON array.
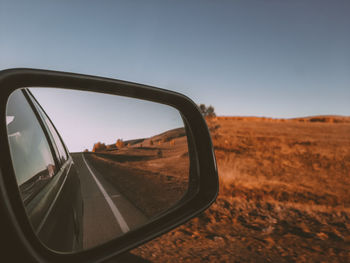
[[131, 116, 350, 262], [85, 127, 189, 218]]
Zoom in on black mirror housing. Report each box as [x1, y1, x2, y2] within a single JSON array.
[[0, 68, 218, 262]]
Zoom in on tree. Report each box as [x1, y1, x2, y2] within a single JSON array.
[[116, 139, 124, 149], [199, 104, 207, 115], [199, 104, 216, 118], [206, 105, 215, 117]]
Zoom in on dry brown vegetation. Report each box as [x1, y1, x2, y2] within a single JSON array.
[[131, 116, 350, 262], [92, 142, 107, 152], [115, 138, 125, 149]]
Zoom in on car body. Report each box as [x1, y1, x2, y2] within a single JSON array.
[[6, 88, 83, 252]]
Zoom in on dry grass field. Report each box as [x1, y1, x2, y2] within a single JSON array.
[[131, 116, 350, 262]]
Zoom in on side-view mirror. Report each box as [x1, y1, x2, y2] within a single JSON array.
[[0, 69, 218, 262]]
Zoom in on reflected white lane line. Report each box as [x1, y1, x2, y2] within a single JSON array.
[[82, 154, 130, 233]]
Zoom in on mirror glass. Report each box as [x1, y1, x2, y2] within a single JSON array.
[[6, 87, 190, 252]]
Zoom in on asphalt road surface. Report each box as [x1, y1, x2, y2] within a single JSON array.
[[71, 153, 148, 249]]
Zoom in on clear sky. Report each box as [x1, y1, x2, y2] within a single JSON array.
[[1, 0, 349, 119], [30, 88, 184, 152]]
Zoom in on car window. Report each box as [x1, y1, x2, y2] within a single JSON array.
[[6, 89, 57, 201], [29, 92, 69, 164]]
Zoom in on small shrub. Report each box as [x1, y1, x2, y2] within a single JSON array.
[[106, 144, 114, 150], [92, 142, 106, 152], [116, 139, 124, 149]]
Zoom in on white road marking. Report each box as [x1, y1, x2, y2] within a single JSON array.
[[82, 154, 130, 233]]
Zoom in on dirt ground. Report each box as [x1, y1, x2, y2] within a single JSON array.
[[130, 116, 350, 262]]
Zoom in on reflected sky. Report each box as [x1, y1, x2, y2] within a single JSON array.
[[0, 0, 349, 117], [30, 88, 183, 152]]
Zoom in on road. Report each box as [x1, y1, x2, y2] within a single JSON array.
[[71, 153, 148, 249]]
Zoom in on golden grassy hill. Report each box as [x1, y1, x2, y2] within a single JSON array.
[[132, 115, 350, 262]]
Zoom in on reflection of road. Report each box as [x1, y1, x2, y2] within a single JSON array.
[[72, 153, 148, 249]]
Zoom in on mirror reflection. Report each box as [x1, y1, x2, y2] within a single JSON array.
[[6, 88, 190, 252]]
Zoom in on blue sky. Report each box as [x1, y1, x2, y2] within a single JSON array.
[[1, 1, 350, 149]]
